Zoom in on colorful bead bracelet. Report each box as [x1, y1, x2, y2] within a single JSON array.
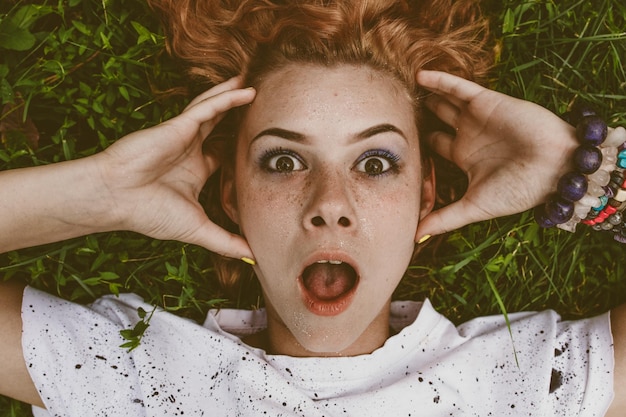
[[533, 102, 626, 243]]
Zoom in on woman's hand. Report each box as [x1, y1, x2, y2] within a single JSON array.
[[94, 77, 256, 259], [416, 70, 578, 239]]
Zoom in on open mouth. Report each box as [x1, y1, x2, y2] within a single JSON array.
[[299, 260, 359, 316]]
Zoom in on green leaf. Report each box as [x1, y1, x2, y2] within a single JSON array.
[[131, 21, 155, 45], [165, 262, 178, 276], [119, 306, 156, 352], [109, 282, 123, 296], [119, 329, 135, 339], [502, 8, 515, 34], [0, 4, 50, 51], [99, 31, 112, 50], [92, 100, 104, 114], [0, 78, 14, 103], [119, 341, 137, 349], [72, 20, 91, 36], [134, 320, 149, 334], [118, 85, 130, 101], [12, 5, 50, 29], [78, 81, 92, 96], [98, 271, 120, 281], [0, 21, 36, 51]]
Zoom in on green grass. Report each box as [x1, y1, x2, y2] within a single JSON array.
[[1, 0, 626, 415]]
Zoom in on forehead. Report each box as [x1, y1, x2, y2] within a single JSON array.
[[241, 63, 417, 139]]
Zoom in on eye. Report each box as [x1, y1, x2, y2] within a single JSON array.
[[360, 158, 389, 175], [260, 148, 306, 173], [354, 149, 400, 177]]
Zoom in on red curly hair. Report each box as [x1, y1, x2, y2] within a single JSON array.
[[148, 0, 494, 291]]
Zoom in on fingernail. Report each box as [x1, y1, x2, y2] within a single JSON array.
[[241, 257, 256, 266], [417, 234, 432, 244]]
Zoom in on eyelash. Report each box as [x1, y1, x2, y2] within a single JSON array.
[[258, 147, 401, 177]]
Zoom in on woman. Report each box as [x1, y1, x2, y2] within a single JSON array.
[[0, 0, 624, 415]]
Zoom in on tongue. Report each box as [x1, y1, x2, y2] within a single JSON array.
[[302, 263, 356, 301]]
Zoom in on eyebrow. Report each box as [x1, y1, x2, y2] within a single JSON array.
[[251, 123, 408, 144]]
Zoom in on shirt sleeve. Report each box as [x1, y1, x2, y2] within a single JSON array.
[[21, 286, 148, 417], [550, 311, 614, 417], [457, 308, 614, 417]]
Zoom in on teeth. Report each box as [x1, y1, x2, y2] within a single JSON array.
[[315, 260, 343, 265]]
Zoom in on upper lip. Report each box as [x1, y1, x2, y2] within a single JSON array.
[[299, 250, 361, 280]]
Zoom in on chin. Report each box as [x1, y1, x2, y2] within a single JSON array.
[[290, 298, 391, 356], [292, 327, 365, 356]]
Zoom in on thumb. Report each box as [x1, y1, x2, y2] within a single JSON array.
[[416, 199, 482, 240]]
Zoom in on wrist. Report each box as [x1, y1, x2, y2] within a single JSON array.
[[89, 151, 137, 234], [43, 156, 122, 235]]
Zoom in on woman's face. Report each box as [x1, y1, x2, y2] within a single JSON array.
[[223, 63, 434, 356]]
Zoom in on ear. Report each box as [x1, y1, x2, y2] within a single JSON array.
[[220, 165, 240, 225], [418, 158, 436, 221]]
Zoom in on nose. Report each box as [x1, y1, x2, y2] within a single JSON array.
[[303, 170, 356, 231]]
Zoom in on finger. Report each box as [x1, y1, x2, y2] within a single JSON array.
[[417, 70, 484, 104], [182, 87, 256, 132], [425, 131, 456, 162], [415, 200, 483, 239], [187, 220, 255, 261], [197, 87, 256, 139], [424, 95, 460, 129], [153, 88, 254, 155], [184, 76, 245, 110]]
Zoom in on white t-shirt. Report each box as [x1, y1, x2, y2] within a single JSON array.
[[21, 286, 614, 416]]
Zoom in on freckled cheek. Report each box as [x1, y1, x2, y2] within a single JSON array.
[[356, 182, 421, 228], [235, 177, 305, 245]]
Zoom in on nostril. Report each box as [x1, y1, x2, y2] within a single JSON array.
[[311, 216, 325, 227], [310, 216, 351, 228]]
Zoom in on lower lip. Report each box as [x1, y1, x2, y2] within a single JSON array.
[[297, 276, 358, 317]]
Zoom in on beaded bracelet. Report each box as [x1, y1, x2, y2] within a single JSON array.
[[556, 127, 624, 232], [534, 103, 626, 242], [580, 139, 626, 243], [533, 104, 609, 228]]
